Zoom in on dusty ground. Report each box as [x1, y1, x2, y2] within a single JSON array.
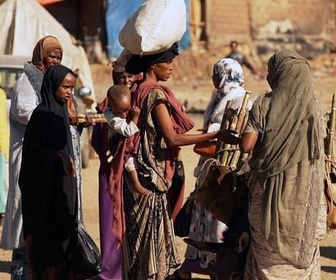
[[1, 54, 336, 279]]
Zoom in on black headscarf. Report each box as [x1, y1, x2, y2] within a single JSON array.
[[125, 43, 179, 74], [19, 64, 77, 266]]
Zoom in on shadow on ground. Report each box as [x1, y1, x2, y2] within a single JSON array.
[[321, 265, 336, 274], [321, 246, 336, 275], [321, 246, 336, 261], [0, 260, 10, 273]]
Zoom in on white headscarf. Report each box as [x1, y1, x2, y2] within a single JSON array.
[[203, 58, 247, 126]]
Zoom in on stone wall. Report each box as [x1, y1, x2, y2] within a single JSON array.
[[250, 0, 326, 34], [206, 0, 251, 49], [203, 0, 335, 62]]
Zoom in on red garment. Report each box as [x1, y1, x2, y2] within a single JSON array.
[[109, 80, 194, 246]]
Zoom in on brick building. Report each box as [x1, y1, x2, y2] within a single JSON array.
[[191, 0, 335, 61]]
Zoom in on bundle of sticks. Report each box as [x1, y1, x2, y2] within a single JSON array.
[[215, 91, 251, 169], [324, 93, 336, 231], [77, 113, 107, 124], [326, 94, 336, 174], [193, 92, 252, 224]]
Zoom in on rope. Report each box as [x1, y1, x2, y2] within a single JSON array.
[[214, 147, 240, 158]]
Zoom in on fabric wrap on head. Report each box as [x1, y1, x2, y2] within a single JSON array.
[[32, 36, 63, 73], [203, 58, 246, 125], [126, 43, 179, 74], [214, 58, 244, 90], [38, 64, 75, 167], [248, 49, 317, 178], [40, 65, 75, 119]]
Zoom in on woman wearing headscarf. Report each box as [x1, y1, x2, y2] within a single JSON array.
[[0, 35, 63, 279], [171, 58, 252, 280], [195, 57, 251, 174], [239, 50, 326, 279], [108, 43, 236, 280], [203, 58, 250, 127], [19, 64, 77, 280]]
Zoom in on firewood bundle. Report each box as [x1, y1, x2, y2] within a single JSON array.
[[215, 91, 251, 169], [77, 113, 106, 124], [325, 94, 336, 231], [326, 94, 336, 173], [194, 91, 251, 225]]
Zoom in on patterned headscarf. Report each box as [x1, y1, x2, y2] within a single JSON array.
[[31, 36, 63, 73], [203, 58, 246, 125], [214, 58, 244, 94]]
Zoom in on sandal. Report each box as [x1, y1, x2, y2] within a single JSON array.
[[166, 269, 191, 280]]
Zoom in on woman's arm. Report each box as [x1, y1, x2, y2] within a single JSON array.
[[240, 132, 258, 153], [11, 75, 39, 125], [153, 102, 237, 146]]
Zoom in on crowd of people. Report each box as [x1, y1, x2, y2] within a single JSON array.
[[0, 36, 94, 280], [1, 36, 65, 279], [0, 34, 329, 280]]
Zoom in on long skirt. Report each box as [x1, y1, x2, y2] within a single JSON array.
[[122, 175, 180, 280], [244, 179, 326, 280]]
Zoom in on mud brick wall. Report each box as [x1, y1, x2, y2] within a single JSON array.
[[204, 0, 333, 60], [250, 0, 327, 35], [206, 0, 251, 50], [206, 0, 330, 41]]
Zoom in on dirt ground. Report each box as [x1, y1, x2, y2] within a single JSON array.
[[1, 55, 336, 279]]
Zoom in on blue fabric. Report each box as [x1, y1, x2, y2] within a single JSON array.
[[179, 0, 191, 51], [105, 0, 191, 58]]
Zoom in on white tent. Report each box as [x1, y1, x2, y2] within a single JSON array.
[[0, 0, 96, 108]]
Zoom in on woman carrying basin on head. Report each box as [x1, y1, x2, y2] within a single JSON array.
[[107, 42, 237, 280]]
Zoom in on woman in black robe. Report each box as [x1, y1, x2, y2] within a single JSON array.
[[19, 64, 77, 279]]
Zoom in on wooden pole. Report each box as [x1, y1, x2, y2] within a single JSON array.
[[326, 94, 336, 174], [230, 91, 251, 168]]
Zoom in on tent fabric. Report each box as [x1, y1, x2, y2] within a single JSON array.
[[0, 0, 96, 108], [105, 0, 191, 58]]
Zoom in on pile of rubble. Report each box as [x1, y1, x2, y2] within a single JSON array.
[[171, 47, 336, 86]]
